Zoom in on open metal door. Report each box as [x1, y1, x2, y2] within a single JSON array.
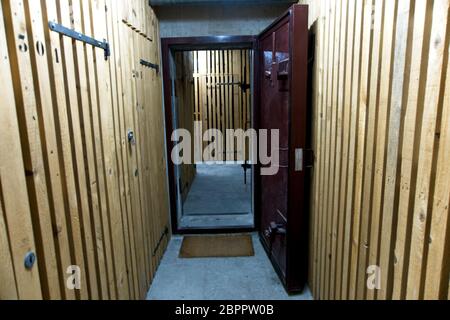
[[257, 5, 310, 293]]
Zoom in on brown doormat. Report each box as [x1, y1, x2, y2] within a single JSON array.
[[179, 234, 255, 258]]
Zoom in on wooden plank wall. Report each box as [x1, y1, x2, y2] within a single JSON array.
[[0, 0, 170, 300], [193, 50, 252, 162], [175, 51, 197, 202], [173, 49, 252, 200], [300, 0, 450, 300]]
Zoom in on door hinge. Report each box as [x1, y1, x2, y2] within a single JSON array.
[[49, 21, 110, 60], [305, 149, 315, 169]]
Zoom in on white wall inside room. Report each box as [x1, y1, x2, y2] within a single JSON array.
[[155, 4, 291, 37]]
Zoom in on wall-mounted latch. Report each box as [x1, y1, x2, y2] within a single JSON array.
[[24, 251, 36, 270], [264, 221, 287, 238], [49, 22, 110, 60], [127, 129, 136, 145], [152, 227, 169, 257], [140, 59, 159, 73], [216, 81, 251, 93]]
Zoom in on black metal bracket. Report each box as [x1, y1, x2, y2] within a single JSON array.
[[152, 227, 169, 257], [216, 81, 251, 92], [49, 21, 110, 60], [140, 59, 159, 73]]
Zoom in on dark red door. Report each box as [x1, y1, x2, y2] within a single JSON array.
[[257, 5, 309, 293]]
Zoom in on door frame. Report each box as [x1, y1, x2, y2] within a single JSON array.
[[161, 36, 260, 234]]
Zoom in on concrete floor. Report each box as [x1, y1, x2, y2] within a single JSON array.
[[147, 234, 313, 300], [180, 164, 253, 229]]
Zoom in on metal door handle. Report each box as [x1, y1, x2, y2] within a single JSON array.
[[265, 221, 287, 238]]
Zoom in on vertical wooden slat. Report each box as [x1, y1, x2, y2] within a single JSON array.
[[367, 0, 397, 301], [225, 50, 231, 161], [212, 51, 218, 156], [328, 0, 341, 300], [120, 4, 145, 299], [378, 0, 414, 300], [392, 0, 433, 300], [339, 0, 356, 299], [78, 0, 115, 299], [406, 0, 450, 300], [0, 6, 32, 300], [358, 0, 384, 300], [423, 43, 450, 299], [138, 0, 155, 286], [232, 50, 242, 160], [424, 20, 450, 299], [320, 0, 330, 299], [220, 50, 225, 152], [351, 0, 372, 300], [227, 50, 232, 161], [4, 0, 62, 300], [104, 0, 131, 297], [57, 0, 99, 299], [0, 0, 41, 298], [131, 4, 151, 295], [206, 50, 212, 159], [118, 8, 140, 300], [24, 0, 66, 299], [345, 0, 363, 300], [152, 5, 170, 264], [313, 0, 325, 298], [46, 0, 87, 300], [146, 22, 161, 282], [70, 0, 109, 299], [0, 177, 18, 300], [323, 0, 336, 299], [214, 51, 218, 138], [334, 0, 349, 300], [246, 49, 251, 132], [88, 0, 125, 299]]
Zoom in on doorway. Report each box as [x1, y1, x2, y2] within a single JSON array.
[[162, 37, 257, 233], [161, 4, 310, 294]]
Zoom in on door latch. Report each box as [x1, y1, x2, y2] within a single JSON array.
[[265, 221, 287, 238], [295, 148, 303, 172]]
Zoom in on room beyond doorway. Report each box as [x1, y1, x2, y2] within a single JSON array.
[[162, 37, 257, 233], [180, 164, 253, 229]]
